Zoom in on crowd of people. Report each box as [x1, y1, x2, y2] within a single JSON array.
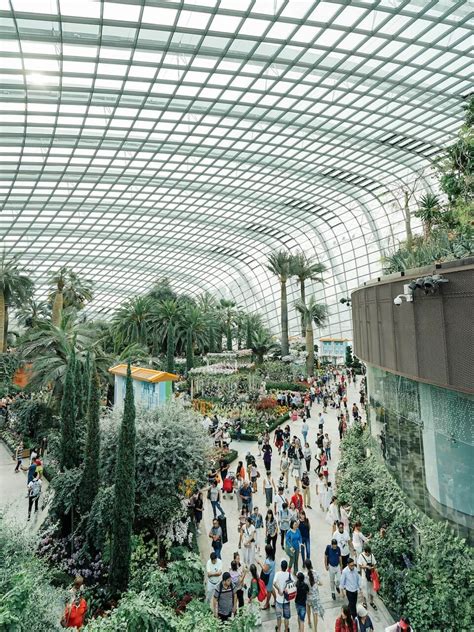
[[192, 367, 412, 632]]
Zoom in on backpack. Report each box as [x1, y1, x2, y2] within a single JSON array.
[[283, 572, 297, 601], [257, 578, 267, 602], [29, 479, 41, 498]]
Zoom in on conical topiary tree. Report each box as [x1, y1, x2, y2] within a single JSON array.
[[80, 361, 101, 515], [110, 360, 136, 595], [345, 345, 354, 367], [60, 348, 77, 471]]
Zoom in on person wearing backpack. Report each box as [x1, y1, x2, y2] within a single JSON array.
[[274, 559, 293, 632], [27, 471, 41, 521], [247, 563, 264, 625], [295, 572, 309, 631], [213, 572, 237, 622]]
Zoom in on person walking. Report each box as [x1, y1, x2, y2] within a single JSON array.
[[250, 506, 264, 552], [323, 433, 332, 460], [274, 559, 292, 632], [280, 452, 290, 490], [301, 471, 311, 509], [242, 516, 256, 566], [230, 552, 247, 609], [209, 518, 223, 559], [298, 510, 311, 563], [301, 419, 309, 446], [239, 480, 253, 512], [209, 481, 225, 519], [335, 605, 357, 632], [291, 486, 304, 512], [357, 545, 378, 611], [334, 521, 351, 568], [61, 593, 87, 630], [258, 544, 276, 610], [352, 522, 369, 560], [385, 617, 412, 632], [262, 440, 273, 473], [340, 558, 361, 618], [263, 470, 276, 508], [303, 442, 312, 473], [193, 491, 203, 534], [206, 551, 223, 602], [295, 572, 309, 632], [324, 538, 342, 601], [26, 459, 37, 485], [27, 471, 41, 521], [356, 604, 374, 632], [278, 502, 291, 550], [14, 441, 23, 472], [285, 519, 302, 573], [326, 496, 341, 532], [213, 572, 237, 622], [304, 559, 324, 631], [265, 509, 278, 553], [247, 563, 262, 625]]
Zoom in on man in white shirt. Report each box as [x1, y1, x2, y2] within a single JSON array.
[[274, 486, 287, 516], [334, 521, 351, 568], [206, 551, 222, 602], [273, 559, 292, 632]]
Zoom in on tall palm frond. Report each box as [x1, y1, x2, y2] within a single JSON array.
[[267, 250, 292, 356]]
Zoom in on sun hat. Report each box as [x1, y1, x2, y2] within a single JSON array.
[[357, 604, 368, 617]]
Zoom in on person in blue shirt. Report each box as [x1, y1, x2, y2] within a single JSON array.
[[285, 519, 302, 573], [340, 557, 361, 618], [324, 538, 342, 600]]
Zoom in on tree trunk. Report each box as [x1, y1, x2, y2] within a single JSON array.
[[281, 279, 289, 357], [424, 221, 431, 240], [0, 292, 5, 353], [300, 281, 306, 338], [226, 321, 232, 351], [186, 329, 194, 371], [166, 323, 175, 373], [52, 290, 63, 327], [305, 321, 314, 378], [208, 325, 215, 353], [246, 321, 252, 350], [404, 190, 413, 245]]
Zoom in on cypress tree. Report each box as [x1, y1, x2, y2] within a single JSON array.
[[80, 363, 101, 515], [166, 322, 175, 373], [60, 348, 77, 471], [345, 345, 354, 367], [110, 361, 136, 595]]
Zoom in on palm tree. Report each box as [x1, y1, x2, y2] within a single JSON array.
[[243, 313, 265, 349], [49, 267, 93, 326], [179, 305, 208, 371], [218, 298, 237, 351], [290, 253, 326, 337], [111, 296, 154, 352], [16, 298, 50, 329], [0, 253, 34, 351], [153, 299, 183, 373], [415, 193, 441, 239], [63, 270, 93, 311], [251, 328, 277, 365], [196, 292, 219, 353], [49, 267, 69, 327], [267, 250, 292, 356], [295, 296, 329, 378], [18, 308, 98, 401]]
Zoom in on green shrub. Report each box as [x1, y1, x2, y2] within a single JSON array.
[[266, 381, 307, 392], [337, 427, 473, 630], [10, 398, 54, 440]]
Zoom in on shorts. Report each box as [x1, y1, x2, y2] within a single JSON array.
[[296, 604, 306, 621], [275, 602, 291, 620]]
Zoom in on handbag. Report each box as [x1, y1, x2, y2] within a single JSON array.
[[372, 568, 380, 592], [260, 568, 270, 586]]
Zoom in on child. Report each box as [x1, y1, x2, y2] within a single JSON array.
[[238, 506, 249, 548]]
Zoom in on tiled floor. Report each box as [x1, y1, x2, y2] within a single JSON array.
[[198, 378, 394, 631], [0, 441, 49, 532]]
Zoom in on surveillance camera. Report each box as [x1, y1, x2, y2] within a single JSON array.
[[393, 295, 403, 306]]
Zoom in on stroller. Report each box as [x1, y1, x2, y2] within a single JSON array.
[[222, 471, 235, 499]]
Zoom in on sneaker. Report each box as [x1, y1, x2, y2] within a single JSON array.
[[331, 592, 336, 600], [27, 516, 30, 521], [197, 528, 201, 535], [336, 587, 340, 594]]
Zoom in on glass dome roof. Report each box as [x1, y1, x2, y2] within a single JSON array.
[[0, 0, 471, 337]]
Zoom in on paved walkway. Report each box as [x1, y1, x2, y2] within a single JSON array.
[[198, 379, 394, 631], [0, 441, 49, 532]]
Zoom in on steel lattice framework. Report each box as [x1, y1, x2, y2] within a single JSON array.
[[0, 0, 471, 337]]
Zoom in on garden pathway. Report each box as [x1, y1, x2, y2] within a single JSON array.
[[198, 378, 395, 631], [0, 441, 49, 533]]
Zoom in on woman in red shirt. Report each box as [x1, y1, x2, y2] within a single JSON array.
[[335, 605, 357, 632], [62, 596, 87, 630]]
